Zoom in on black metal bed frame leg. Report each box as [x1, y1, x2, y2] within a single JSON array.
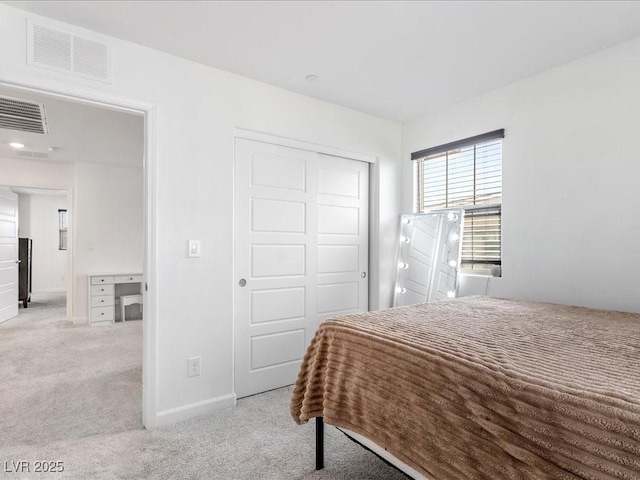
[[316, 416, 324, 470]]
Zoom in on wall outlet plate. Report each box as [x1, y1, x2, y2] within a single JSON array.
[[187, 357, 201, 377]]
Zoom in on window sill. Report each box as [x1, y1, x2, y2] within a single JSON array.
[[460, 269, 501, 278]]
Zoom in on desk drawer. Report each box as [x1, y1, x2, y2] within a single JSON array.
[[91, 295, 114, 307], [115, 275, 142, 284], [91, 276, 114, 285], [91, 306, 114, 322], [91, 284, 114, 296]]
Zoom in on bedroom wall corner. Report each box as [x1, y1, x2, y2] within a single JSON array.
[[401, 34, 640, 313]]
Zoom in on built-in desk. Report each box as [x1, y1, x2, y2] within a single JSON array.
[[88, 273, 142, 325]]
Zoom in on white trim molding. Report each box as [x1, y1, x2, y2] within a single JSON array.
[[234, 128, 377, 164], [156, 394, 237, 427]]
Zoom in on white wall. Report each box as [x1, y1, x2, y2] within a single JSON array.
[[17, 193, 31, 237], [23, 194, 67, 293], [0, 157, 74, 191], [402, 35, 640, 314], [0, 5, 403, 425], [74, 162, 143, 321]]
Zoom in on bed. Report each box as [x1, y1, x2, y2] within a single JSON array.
[[290, 296, 640, 479]]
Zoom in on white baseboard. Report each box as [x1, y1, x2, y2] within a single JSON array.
[[155, 393, 236, 427], [32, 288, 66, 294]]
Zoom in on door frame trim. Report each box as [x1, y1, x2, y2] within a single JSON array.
[[232, 129, 379, 397], [234, 128, 377, 164], [0, 75, 159, 429]]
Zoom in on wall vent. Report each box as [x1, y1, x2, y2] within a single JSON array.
[[27, 19, 112, 83], [0, 96, 49, 134]]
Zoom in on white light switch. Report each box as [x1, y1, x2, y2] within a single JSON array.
[[188, 239, 201, 258]]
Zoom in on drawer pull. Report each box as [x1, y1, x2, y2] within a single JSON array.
[[101, 313, 104, 316]]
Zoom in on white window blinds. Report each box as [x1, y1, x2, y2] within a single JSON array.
[[412, 130, 503, 273]]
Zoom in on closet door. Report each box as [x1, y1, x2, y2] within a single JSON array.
[[316, 154, 368, 326], [0, 189, 18, 324], [234, 139, 368, 398]]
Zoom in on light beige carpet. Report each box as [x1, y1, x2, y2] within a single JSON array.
[[0, 293, 409, 479]]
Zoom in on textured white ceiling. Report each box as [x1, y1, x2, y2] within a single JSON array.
[[5, 1, 640, 122]]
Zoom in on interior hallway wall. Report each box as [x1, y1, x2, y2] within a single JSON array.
[[17, 193, 31, 237], [23, 193, 67, 293], [0, 157, 74, 317], [74, 162, 143, 322]]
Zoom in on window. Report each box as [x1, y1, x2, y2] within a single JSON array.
[[58, 209, 67, 250], [412, 129, 504, 274]]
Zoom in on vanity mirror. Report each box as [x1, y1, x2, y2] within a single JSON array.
[[393, 210, 463, 307]]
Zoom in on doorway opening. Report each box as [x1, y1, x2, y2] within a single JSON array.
[[0, 80, 154, 442], [1, 186, 69, 328]]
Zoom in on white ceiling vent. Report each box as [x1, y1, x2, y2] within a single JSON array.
[[0, 96, 49, 134], [27, 19, 112, 83], [15, 148, 51, 160]]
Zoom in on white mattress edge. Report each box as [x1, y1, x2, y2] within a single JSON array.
[[337, 427, 430, 480]]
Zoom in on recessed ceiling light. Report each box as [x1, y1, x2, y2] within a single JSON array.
[[9, 142, 25, 149], [305, 74, 319, 82]]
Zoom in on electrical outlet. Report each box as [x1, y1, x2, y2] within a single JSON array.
[[187, 357, 201, 377]]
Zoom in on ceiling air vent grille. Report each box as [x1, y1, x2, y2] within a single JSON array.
[[16, 149, 51, 160], [27, 19, 112, 83], [0, 96, 49, 134]]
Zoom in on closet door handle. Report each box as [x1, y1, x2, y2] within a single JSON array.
[[361, 272, 367, 278], [239, 279, 247, 287]]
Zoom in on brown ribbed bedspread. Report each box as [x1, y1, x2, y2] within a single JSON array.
[[290, 296, 640, 480]]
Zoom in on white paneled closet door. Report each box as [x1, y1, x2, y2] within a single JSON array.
[[316, 153, 368, 325], [234, 138, 368, 399], [0, 189, 19, 324]]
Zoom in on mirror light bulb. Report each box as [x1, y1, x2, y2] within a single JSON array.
[[447, 291, 456, 298], [402, 217, 411, 225], [450, 233, 460, 242], [396, 286, 406, 294], [398, 262, 409, 269], [400, 236, 410, 243], [449, 260, 457, 267], [447, 212, 458, 221]]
